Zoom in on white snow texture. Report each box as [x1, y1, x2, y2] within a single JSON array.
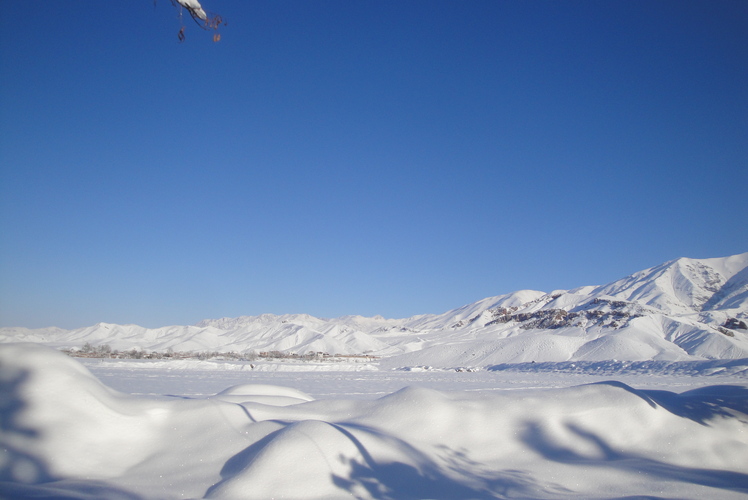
[[1, 343, 747, 499]]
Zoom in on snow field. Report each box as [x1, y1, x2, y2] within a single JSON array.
[[79, 356, 748, 400], [2, 343, 748, 499]]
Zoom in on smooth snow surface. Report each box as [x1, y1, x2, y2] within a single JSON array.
[[2, 343, 748, 499], [3, 253, 747, 367]]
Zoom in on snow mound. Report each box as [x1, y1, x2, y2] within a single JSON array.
[[3, 343, 748, 499], [210, 384, 315, 405]]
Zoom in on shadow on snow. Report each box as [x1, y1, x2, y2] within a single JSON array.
[[0, 363, 143, 500]]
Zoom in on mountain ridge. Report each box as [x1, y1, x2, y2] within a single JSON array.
[[3, 252, 747, 366]]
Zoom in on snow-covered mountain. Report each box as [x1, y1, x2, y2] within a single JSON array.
[[3, 253, 748, 366]]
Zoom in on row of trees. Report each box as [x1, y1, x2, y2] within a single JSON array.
[[70, 344, 254, 360], [65, 344, 377, 361]]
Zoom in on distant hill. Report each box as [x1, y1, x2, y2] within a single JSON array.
[[3, 253, 747, 367]]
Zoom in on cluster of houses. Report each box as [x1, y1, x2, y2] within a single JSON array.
[[62, 344, 379, 362]]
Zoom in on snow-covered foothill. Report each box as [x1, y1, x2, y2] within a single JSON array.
[[2, 343, 748, 499], [1, 253, 747, 368]]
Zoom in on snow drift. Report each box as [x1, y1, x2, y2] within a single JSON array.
[[2, 343, 748, 499], [2, 253, 748, 367]]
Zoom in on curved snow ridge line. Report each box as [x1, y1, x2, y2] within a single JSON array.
[[3, 343, 748, 499], [207, 384, 315, 406]]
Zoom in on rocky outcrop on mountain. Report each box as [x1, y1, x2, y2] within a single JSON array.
[[724, 318, 748, 331], [478, 298, 646, 331], [2, 253, 747, 365]]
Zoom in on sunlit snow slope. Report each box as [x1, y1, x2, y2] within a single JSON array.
[[2, 253, 747, 366], [2, 343, 748, 500]]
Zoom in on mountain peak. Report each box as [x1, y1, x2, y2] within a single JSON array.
[[591, 253, 748, 315], [3, 252, 747, 364]]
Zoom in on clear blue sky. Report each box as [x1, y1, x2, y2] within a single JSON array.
[[1, 1, 746, 329]]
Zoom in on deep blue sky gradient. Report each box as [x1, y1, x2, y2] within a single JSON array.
[[1, 1, 746, 328]]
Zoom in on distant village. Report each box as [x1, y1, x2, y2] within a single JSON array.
[[62, 343, 378, 362]]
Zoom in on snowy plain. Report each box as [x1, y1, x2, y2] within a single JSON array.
[[3, 253, 748, 498], [80, 356, 748, 401], [2, 344, 748, 500]]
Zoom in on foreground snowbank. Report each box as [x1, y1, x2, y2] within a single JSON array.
[[2, 344, 748, 499]]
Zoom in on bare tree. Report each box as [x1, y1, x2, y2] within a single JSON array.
[[166, 0, 226, 42]]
